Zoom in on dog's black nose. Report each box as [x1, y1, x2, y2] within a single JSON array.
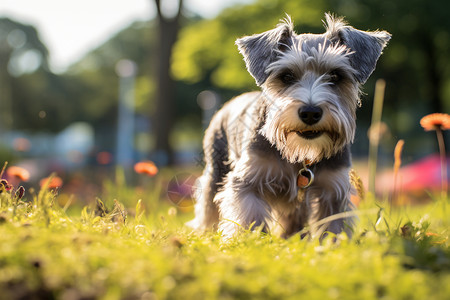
[[298, 106, 323, 125]]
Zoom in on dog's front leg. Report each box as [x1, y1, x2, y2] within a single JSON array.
[[215, 185, 271, 239], [304, 166, 355, 239], [186, 164, 220, 231], [214, 167, 272, 239]]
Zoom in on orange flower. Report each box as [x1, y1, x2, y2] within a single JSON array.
[[40, 176, 63, 189], [420, 113, 450, 131], [6, 166, 30, 182], [96, 151, 112, 165], [134, 161, 158, 176], [421, 113, 449, 199]]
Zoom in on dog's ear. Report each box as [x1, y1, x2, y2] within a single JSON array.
[[325, 14, 391, 84], [236, 17, 294, 86]]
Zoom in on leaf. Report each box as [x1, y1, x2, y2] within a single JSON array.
[[374, 206, 384, 229], [135, 199, 145, 223]]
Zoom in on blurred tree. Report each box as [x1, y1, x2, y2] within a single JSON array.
[[66, 19, 204, 155], [172, 0, 327, 90], [11, 71, 86, 132], [67, 21, 158, 151], [68, 21, 157, 116], [0, 18, 49, 133], [329, 0, 450, 113], [152, 0, 184, 165]]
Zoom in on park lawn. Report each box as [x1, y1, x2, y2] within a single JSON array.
[[0, 182, 449, 300]]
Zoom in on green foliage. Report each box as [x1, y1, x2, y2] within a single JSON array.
[[172, 0, 327, 90], [0, 17, 50, 70], [0, 177, 448, 299], [172, 0, 450, 158], [5, 0, 449, 157], [0, 18, 51, 131], [2, 20, 158, 134], [68, 21, 158, 117]]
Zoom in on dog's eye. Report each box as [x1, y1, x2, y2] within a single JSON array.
[[279, 71, 297, 84], [329, 70, 342, 83]]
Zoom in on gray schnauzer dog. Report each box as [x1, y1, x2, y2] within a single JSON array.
[[188, 14, 390, 239]]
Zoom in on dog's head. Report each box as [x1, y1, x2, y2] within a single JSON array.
[[236, 14, 391, 164]]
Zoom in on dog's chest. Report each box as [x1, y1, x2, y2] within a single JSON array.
[[240, 147, 300, 203]]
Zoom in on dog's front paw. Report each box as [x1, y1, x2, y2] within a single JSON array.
[[327, 217, 355, 239], [218, 220, 244, 240], [185, 218, 201, 230]]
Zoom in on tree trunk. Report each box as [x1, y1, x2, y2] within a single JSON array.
[[0, 46, 13, 133], [153, 0, 183, 165]]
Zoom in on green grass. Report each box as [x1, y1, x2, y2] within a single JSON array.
[[0, 178, 449, 300]]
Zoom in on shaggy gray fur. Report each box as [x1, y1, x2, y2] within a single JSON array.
[[187, 14, 390, 239]]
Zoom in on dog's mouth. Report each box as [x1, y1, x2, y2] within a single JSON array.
[[296, 130, 324, 140]]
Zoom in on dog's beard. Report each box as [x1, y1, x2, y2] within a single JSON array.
[[284, 131, 336, 163], [261, 102, 355, 164], [263, 125, 337, 164]]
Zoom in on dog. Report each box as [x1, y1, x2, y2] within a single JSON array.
[[187, 14, 390, 239]]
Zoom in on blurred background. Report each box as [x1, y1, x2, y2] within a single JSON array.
[[0, 0, 448, 204]]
